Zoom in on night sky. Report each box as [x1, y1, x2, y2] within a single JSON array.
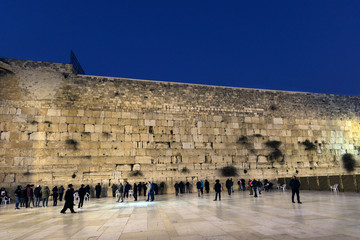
[[1, 0, 360, 96]]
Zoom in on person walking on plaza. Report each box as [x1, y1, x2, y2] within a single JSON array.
[[290, 175, 302, 204], [14, 185, 21, 209], [226, 178, 232, 195], [117, 183, 124, 202], [34, 185, 42, 207], [52, 186, 58, 206], [41, 185, 50, 207], [214, 179, 222, 201], [200, 180, 204, 195], [95, 183, 101, 198], [205, 180, 210, 193], [78, 184, 86, 208], [133, 182, 138, 201], [146, 181, 152, 201], [174, 182, 180, 196], [60, 184, 76, 214], [58, 185, 65, 201], [237, 179, 241, 191]]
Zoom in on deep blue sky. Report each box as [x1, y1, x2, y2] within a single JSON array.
[[1, 0, 360, 96]]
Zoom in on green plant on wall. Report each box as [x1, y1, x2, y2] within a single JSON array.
[[342, 153, 356, 172], [265, 140, 283, 162]]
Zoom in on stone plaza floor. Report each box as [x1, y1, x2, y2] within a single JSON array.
[[0, 190, 359, 240]]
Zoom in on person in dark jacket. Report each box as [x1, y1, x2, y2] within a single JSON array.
[[117, 183, 124, 202], [289, 175, 302, 204], [58, 185, 65, 201], [133, 182, 138, 201], [138, 182, 142, 196], [179, 181, 185, 194], [20, 186, 27, 207], [186, 181, 191, 193], [124, 182, 131, 198], [205, 180, 210, 193], [78, 184, 86, 208], [241, 179, 246, 191], [214, 179, 222, 201], [95, 183, 101, 198], [174, 182, 180, 196], [27, 185, 34, 208], [111, 184, 118, 198], [252, 178, 258, 198], [196, 181, 202, 197], [226, 178, 232, 195], [143, 182, 147, 196], [60, 184, 76, 214], [52, 186, 58, 206], [34, 185, 42, 207], [14, 185, 21, 209]]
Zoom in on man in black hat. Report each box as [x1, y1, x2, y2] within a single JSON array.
[[289, 175, 302, 204], [78, 184, 86, 209], [60, 184, 76, 214]]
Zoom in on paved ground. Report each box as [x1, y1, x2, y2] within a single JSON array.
[[0, 190, 359, 240]]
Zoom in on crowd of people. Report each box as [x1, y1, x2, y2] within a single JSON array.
[[1, 175, 303, 212]]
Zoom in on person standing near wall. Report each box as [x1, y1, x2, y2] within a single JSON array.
[[95, 183, 101, 198], [14, 185, 21, 210], [133, 182, 138, 201], [205, 180, 210, 193], [52, 186, 58, 206], [214, 179, 222, 201], [58, 185, 65, 201], [289, 175, 302, 204], [196, 180, 201, 197], [226, 178, 232, 195], [117, 183, 124, 202], [34, 185, 42, 207]]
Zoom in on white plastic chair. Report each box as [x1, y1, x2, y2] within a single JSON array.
[[1, 196, 11, 205], [128, 190, 133, 197], [330, 184, 339, 192], [279, 184, 286, 191], [73, 192, 79, 203], [84, 192, 90, 201]]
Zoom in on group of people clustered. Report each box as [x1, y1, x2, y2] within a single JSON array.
[[5, 175, 302, 213]]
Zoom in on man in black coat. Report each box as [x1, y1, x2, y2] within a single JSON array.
[[205, 180, 210, 193], [133, 182, 138, 201], [226, 178, 231, 195], [214, 179, 222, 201], [60, 184, 76, 214], [95, 183, 101, 198], [174, 182, 180, 196], [78, 184, 86, 208], [289, 175, 302, 204]]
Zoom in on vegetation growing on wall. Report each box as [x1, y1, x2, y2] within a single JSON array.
[[129, 170, 143, 177], [180, 167, 190, 173], [219, 166, 238, 177], [302, 139, 317, 151], [265, 140, 283, 162], [342, 153, 356, 172], [65, 139, 79, 150]]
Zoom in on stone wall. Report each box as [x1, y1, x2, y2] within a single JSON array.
[[0, 58, 359, 195]]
